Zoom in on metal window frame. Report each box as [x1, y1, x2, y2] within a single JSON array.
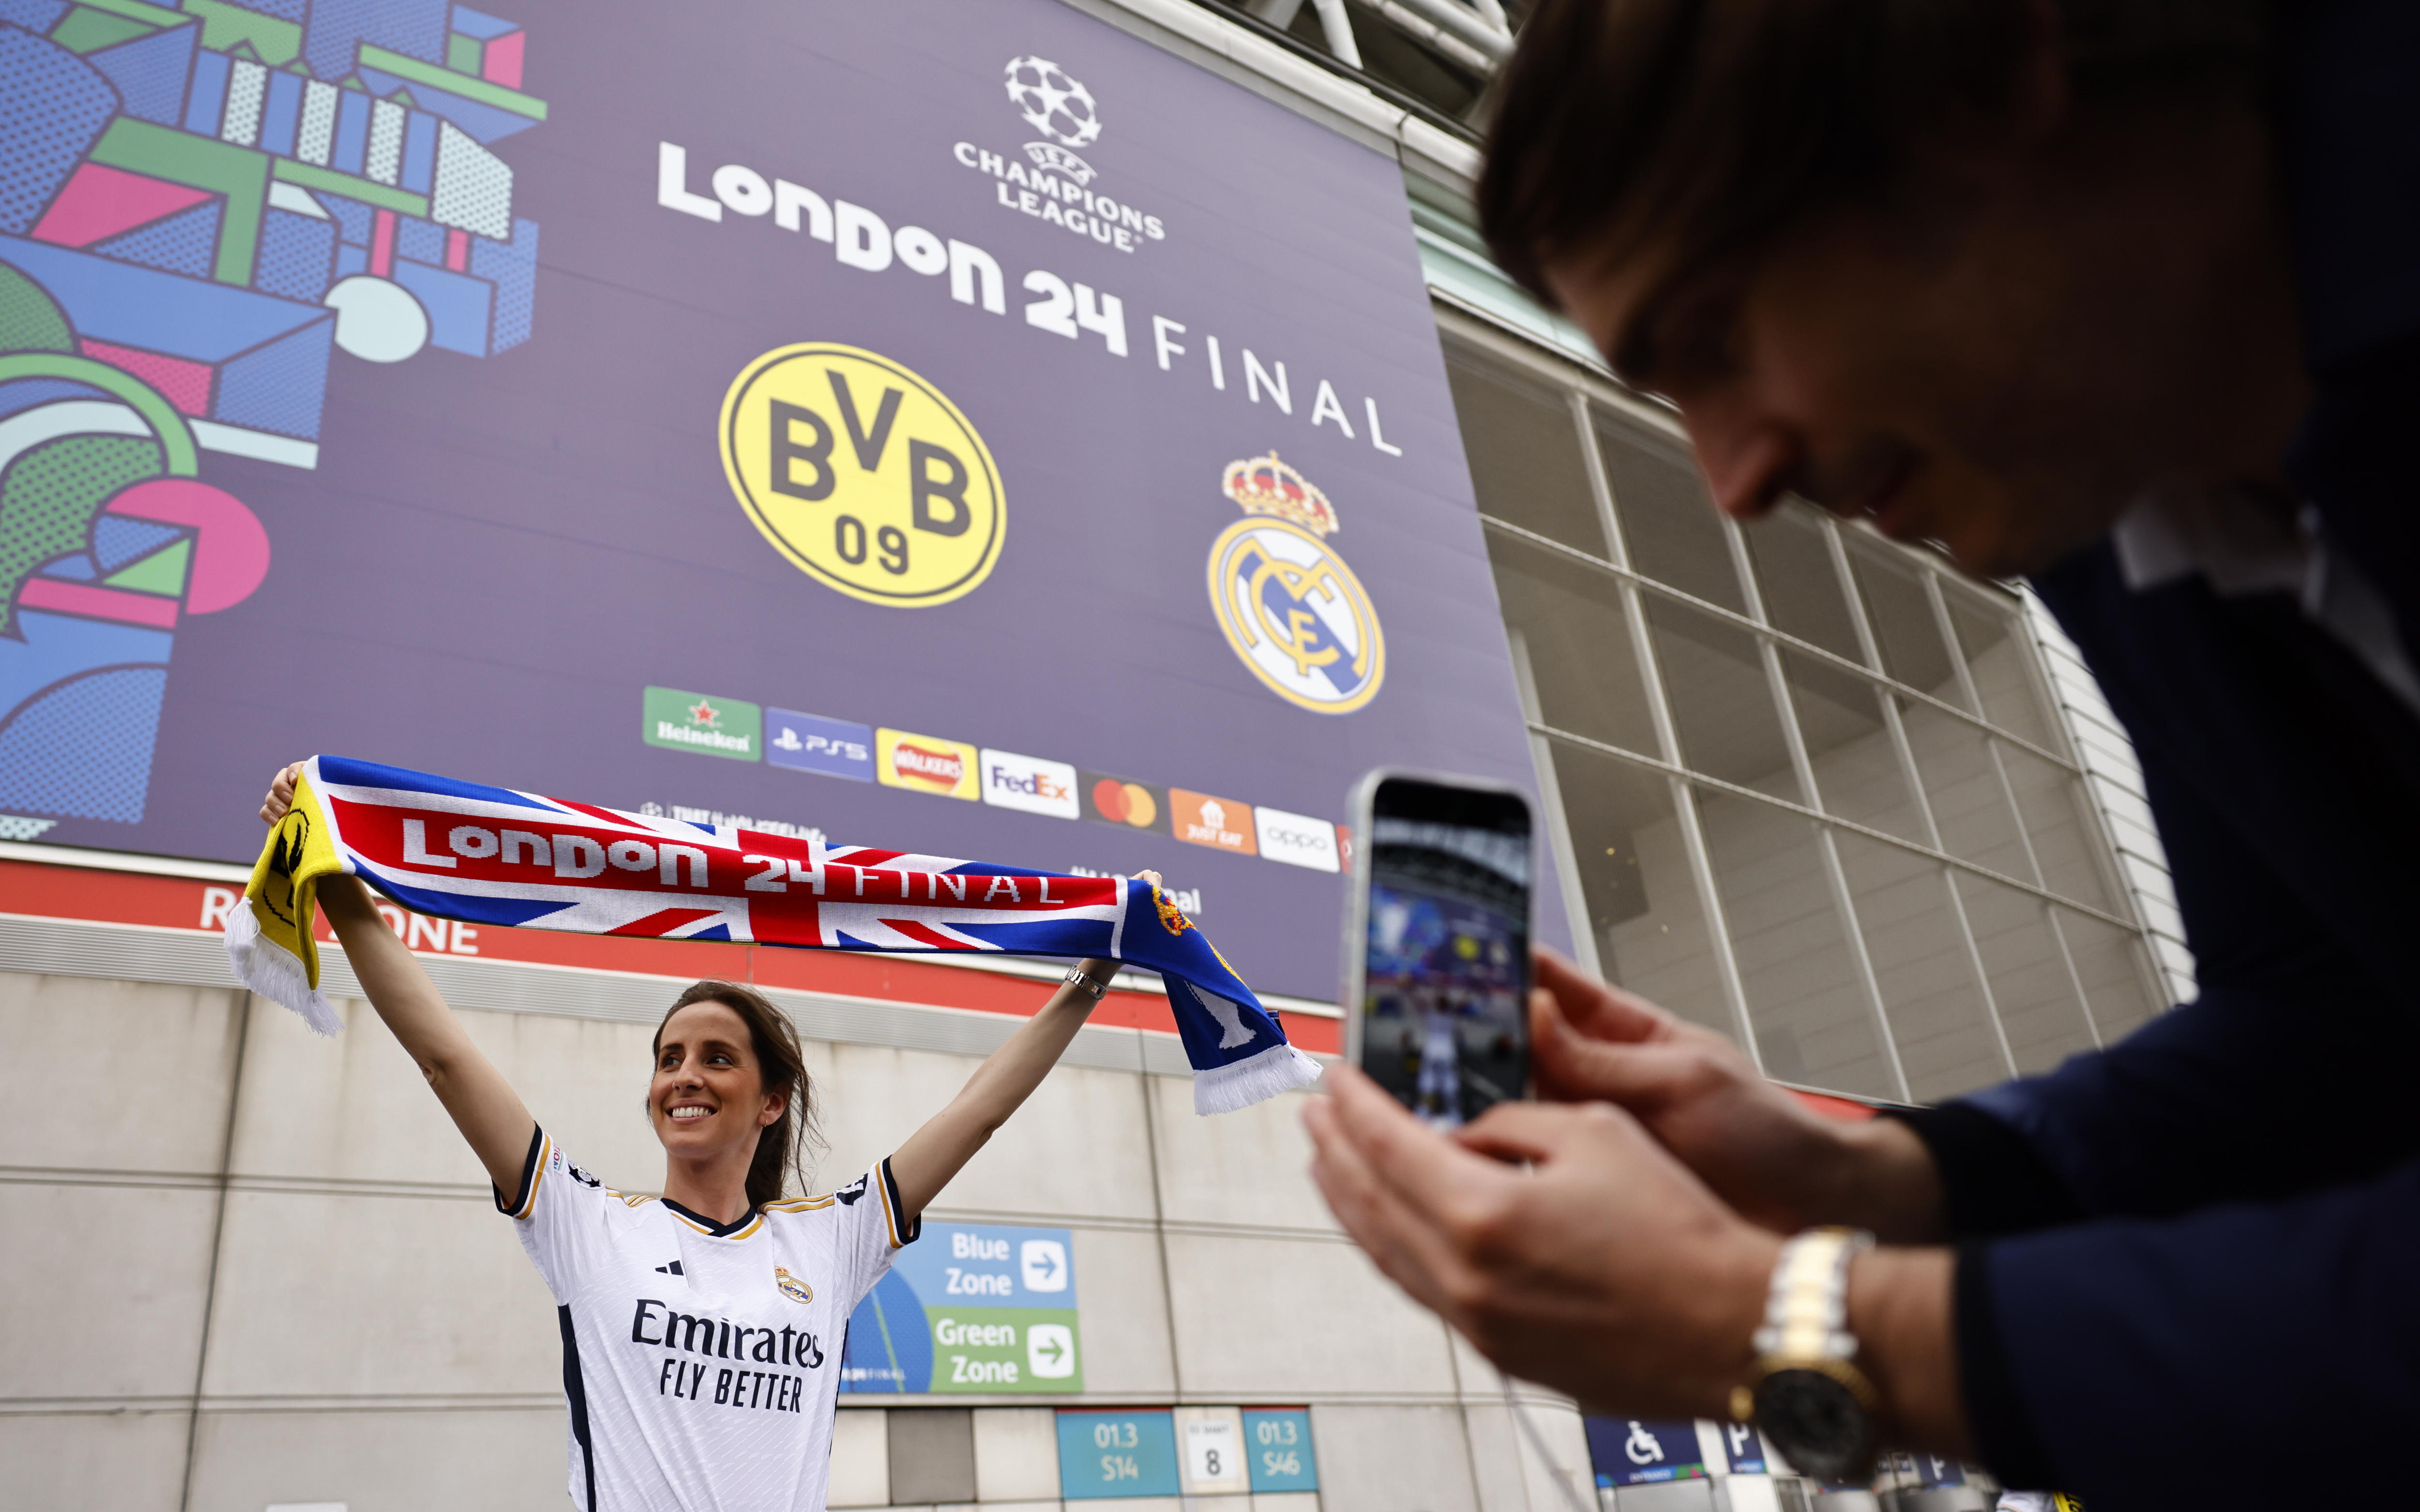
[[1451, 302, 2170, 1098]]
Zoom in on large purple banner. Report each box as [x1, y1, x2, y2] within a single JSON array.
[[0, 0, 1550, 998]]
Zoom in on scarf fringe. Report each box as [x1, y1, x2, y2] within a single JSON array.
[[225, 902, 344, 1036], [1191, 1040, 1324, 1115]]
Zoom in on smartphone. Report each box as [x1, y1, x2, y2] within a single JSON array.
[[1341, 769, 1534, 1129]]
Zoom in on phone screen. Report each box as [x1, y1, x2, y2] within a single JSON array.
[[1357, 780, 1531, 1129]]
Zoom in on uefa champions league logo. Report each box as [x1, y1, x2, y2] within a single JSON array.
[[1004, 57, 1102, 148], [951, 52, 1163, 244], [1004, 57, 1104, 187]]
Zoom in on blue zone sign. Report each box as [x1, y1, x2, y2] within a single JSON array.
[[839, 1221, 1079, 1393]]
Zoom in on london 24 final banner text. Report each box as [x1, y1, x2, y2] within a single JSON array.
[[228, 756, 1321, 1114]]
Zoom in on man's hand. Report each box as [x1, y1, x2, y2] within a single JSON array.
[[260, 761, 305, 824], [1303, 1064, 1973, 1456], [1530, 949, 1944, 1242], [1304, 1063, 1777, 1416]]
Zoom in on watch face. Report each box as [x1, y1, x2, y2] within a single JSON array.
[[1754, 1367, 1876, 1482]]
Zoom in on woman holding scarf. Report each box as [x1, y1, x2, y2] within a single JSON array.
[[260, 761, 1151, 1512]]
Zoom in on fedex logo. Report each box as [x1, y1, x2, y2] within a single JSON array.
[[980, 748, 1080, 820], [768, 709, 875, 782]]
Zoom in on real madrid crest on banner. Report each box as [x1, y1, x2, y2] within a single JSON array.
[[1206, 454, 1385, 715]]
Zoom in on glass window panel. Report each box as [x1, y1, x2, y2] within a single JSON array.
[[1897, 698, 2034, 879], [2057, 908, 2165, 1040], [1443, 344, 1608, 557], [1845, 539, 1965, 704], [1782, 650, 1927, 843], [1697, 790, 1895, 1098], [1493, 535, 1659, 755], [1594, 408, 1749, 613], [1997, 743, 2113, 909], [1547, 743, 1732, 1039], [1833, 835, 2007, 1101], [1952, 873, 2097, 1075], [1647, 596, 1800, 798], [1942, 588, 2059, 747], [1741, 507, 1863, 659]]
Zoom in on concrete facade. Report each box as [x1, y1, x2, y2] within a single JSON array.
[[0, 963, 1609, 1512]]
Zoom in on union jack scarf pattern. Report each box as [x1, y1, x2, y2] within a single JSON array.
[[227, 756, 1322, 1114]]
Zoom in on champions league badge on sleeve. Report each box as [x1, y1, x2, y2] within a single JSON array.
[[1206, 454, 1385, 715]]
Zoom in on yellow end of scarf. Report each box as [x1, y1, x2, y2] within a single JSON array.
[[241, 768, 344, 989]]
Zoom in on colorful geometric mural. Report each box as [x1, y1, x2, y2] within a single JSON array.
[[0, 0, 545, 829]]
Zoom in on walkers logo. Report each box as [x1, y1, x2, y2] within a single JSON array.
[[1170, 789, 1256, 856], [877, 727, 980, 799], [949, 56, 1168, 254], [644, 687, 763, 761], [775, 1267, 813, 1304], [981, 749, 1080, 819], [1206, 454, 1385, 715], [1080, 770, 1165, 831], [721, 344, 1006, 609]]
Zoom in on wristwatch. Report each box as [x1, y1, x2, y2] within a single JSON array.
[[1737, 1227, 1881, 1482], [1061, 965, 1111, 1002]]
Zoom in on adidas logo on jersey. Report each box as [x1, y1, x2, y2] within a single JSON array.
[[654, 1260, 684, 1275]]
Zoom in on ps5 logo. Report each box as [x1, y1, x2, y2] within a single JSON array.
[[767, 709, 875, 782]]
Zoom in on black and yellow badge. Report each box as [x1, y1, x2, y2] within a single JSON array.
[[721, 344, 1005, 608], [775, 1266, 812, 1304]]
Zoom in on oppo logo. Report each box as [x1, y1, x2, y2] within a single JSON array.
[[1266, 826, 1330, 851]]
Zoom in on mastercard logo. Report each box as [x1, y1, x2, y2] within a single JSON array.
[[1091, 778, 1157, 827], [1080, 770, 1166, 831]]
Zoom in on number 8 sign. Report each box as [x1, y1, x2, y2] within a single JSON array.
[[1180, 1408, 1247, 1494]]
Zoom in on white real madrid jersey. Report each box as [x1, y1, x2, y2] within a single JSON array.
[[499, 1129, 919, 1512]]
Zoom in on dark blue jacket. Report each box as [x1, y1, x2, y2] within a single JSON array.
[[1896, 2, 2420, 1502]]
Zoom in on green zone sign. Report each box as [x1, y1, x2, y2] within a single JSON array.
[[839, 1222, 1081, 1393]]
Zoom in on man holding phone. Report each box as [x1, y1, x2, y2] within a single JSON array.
[[1305, 0, 2420, 1504]]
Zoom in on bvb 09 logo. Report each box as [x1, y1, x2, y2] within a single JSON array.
[[721, 344, 1005, 607], [1206, 453, 1384, 714]]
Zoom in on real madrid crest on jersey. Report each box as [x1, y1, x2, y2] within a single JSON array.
[[1206, 453, 1385, 714], [775, 1266, 812, 1304]]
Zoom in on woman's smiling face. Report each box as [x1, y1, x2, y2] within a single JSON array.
[[649, 998, 783, 1160]]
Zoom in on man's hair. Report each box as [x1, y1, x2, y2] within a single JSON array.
[[1477, 0, 2265, 309]]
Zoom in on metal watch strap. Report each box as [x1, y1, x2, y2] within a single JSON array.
[[1754, 1227, 1875, 1361], [1062, 966, 1110, 1002], [1738, 1227, 1882, 1482]]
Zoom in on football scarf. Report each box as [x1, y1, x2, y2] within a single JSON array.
[[227, 756, 1322, 1114]]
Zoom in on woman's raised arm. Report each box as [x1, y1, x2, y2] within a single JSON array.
[[262, 763, 536, 1195]]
